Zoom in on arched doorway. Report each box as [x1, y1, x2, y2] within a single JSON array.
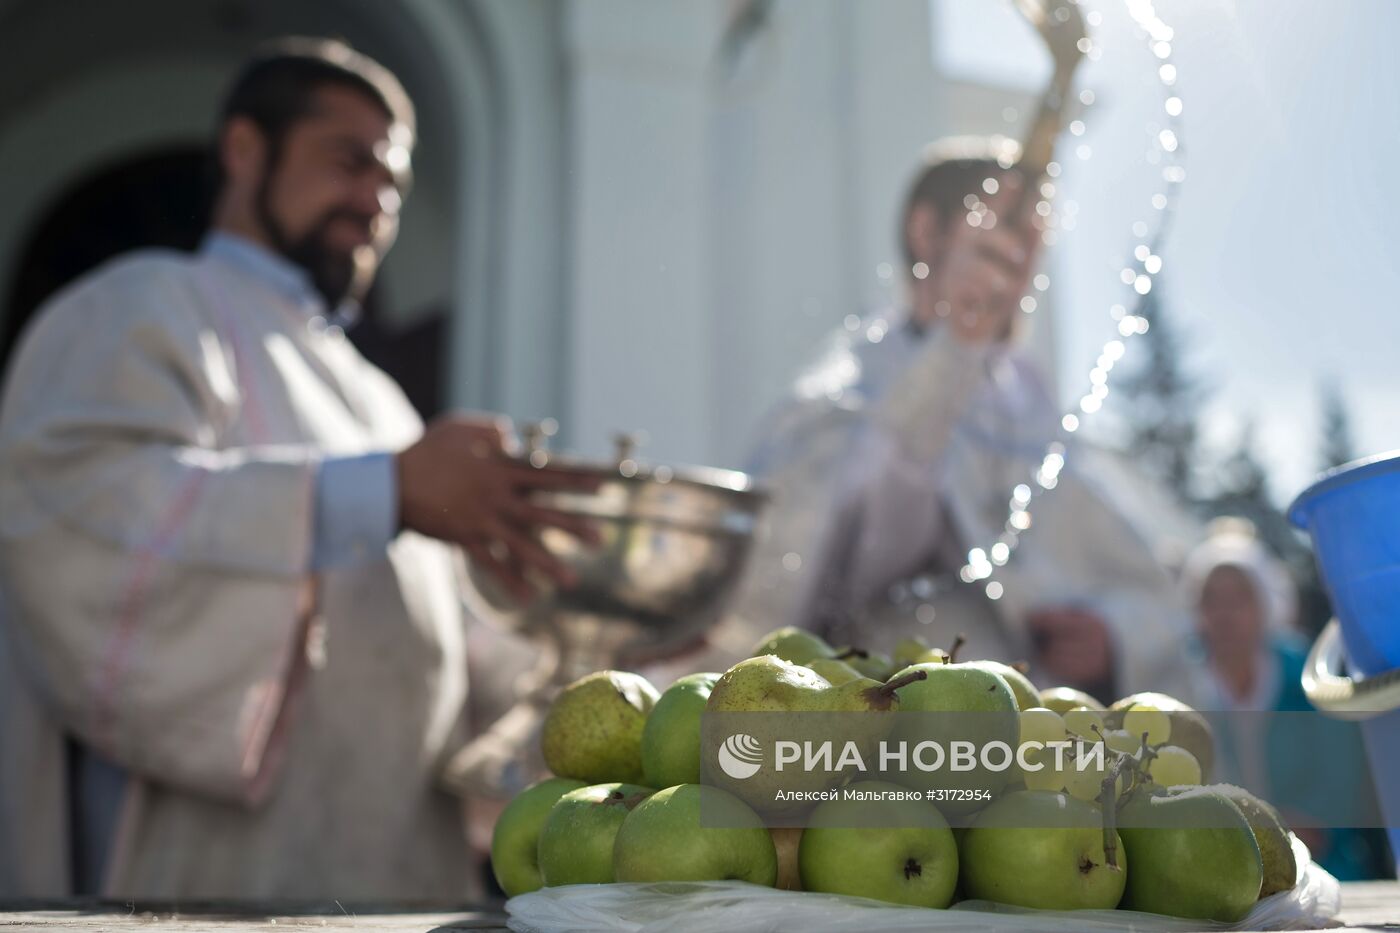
[[0, 147, 210, 372], [0, 144, 449, 417]]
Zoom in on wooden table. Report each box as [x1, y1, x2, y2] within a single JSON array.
[[3, 882, 1397, 931]]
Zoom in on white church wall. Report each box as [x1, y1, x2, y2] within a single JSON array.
[[561, 0, 958, 470]]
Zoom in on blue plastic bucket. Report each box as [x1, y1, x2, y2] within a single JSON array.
[[1290, 451, 1400, 868], [1288, 450, 1400, 678]]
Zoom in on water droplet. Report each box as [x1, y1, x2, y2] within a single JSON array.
[[1076, 144, 1093, 160], [1086, 10, 1103, 26], [964, 194, 981, 210], [1062, 413, 1080, 432], [1036, 200, 1053, 217], [1080, 395, 1102, 414], [1070, 120, 1086, 137], [1134, 275, 1153, 295], [983, 177, 1000, 195], [1153, 41, 1172, 59], [1010, 510, 1032, 530], [1021, 296, 1037, 313], [1046, 161, 1062, 178], [916, 603, 937, 625], [1134, 245, 1151, 262], [844, 314, 861, 330], [1040, 182, 1056, 199], [1034, 274, 1050, 291], [1090, 368, 1107, 386], [912, 262, 930, 280], [1158, 129, 1178, 153], [986, 581, 1004, 600], [1105, 340, 1125, 360], [1121, 268, 1137, 285], [1159, 64, 1178, 84], [1132, 221, 1149, 237], [1144, 255, 1163, 274], [876, 262, 893, 280], [1164, 166, 1186, 184], [782, 552, 803, 572], [1165, 96, 1183, 117], [1079, 88, 1096, 106], [867, 324, 886, 343], [1152, 193, 1169, 210], [1110, 304, 1127, 320]]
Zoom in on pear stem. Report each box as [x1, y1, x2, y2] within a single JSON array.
[[947, 634, 967, 663], [879, 669, 928, 696]]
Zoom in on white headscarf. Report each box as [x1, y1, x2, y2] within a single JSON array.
[[1179, 517, 1299, 635]]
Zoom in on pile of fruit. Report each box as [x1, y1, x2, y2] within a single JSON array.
[[491, 627, 1300, 924]]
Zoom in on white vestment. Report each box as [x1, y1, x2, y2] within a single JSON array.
[[717, 310, 1205, 703], [0, 248, 475, 899]]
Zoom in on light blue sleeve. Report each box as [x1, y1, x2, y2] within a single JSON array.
[[312, 452, 398, 569]]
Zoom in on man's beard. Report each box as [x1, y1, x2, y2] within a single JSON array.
[[255, 174, 376, 310]]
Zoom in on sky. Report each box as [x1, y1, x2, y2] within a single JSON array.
[[936, 0, 1400, 504]]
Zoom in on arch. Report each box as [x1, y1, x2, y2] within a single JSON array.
[[0, 0, 570, 422]]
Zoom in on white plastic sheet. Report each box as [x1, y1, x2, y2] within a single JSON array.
[[507, 836, 1341, 933]]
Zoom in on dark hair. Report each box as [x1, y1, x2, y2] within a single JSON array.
[[212, 37, 415, 190], [899, 135, 1024, 267]]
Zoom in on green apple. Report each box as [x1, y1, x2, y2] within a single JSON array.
[[641, 672, 719, 787], [770, 827, 803, 891], [834, 647, 895, 681], [489, 777, 586, 896], [537, 782, 653, 886], [750, 626, 834, 665], [541, 670, 658, 784], [1118, 786, 1263, 921], [892, 636, 933, 668], [612, 784, 777, 885], [799, 781, 958, 908], [807, 657, 864, 685], [959, 790, 1126, 910], [890, 662, 1020, 813], [1040, 686, 1105, 713], [962, 660, 1040, 711], [1211, 784, 1297, 898]]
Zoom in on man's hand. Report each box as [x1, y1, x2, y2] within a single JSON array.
[[396, 414, 601, 602], [1026, 605, 1114, 692], [935, 173, 1042, 345]]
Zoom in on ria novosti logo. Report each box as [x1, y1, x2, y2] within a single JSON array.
[[717, 733, 764, 779], [715, 732, 1108, 778]]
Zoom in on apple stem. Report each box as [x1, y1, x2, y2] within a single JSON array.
[[947, 634, 967, 663], [834, 647, 869, 661], [880, 669, 928, 695]]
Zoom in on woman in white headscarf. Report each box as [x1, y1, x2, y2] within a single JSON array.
[[1181, 517, 1391, 880]]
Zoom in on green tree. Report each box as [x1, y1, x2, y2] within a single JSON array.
[[1318, 379, 1357, 472], [1114, 286, 1209, 504]]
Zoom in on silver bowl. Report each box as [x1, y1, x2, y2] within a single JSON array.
[[450, 431, 766, 797], [466, 431, 767, 672]]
